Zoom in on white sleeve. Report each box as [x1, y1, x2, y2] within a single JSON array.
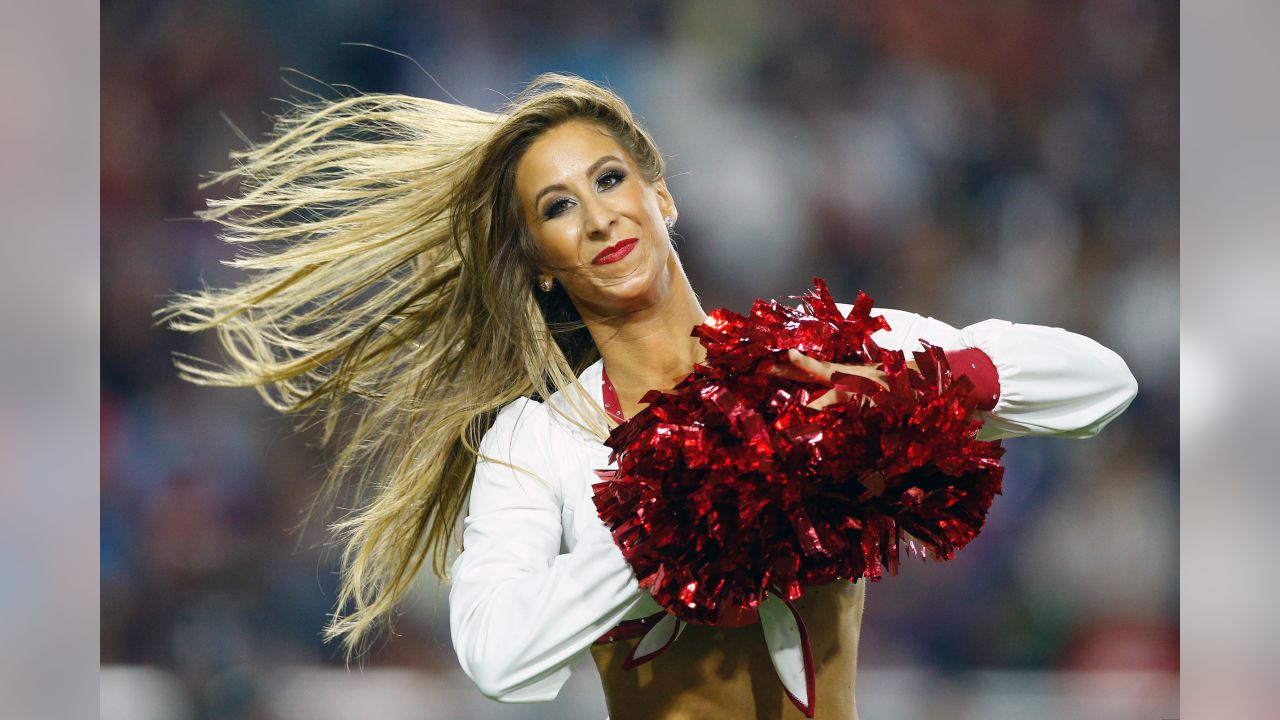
[[861, 306, 1139, 441], [448, 397, 646, 702]]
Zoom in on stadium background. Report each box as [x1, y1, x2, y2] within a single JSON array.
[[101, 1, 1178, 718]]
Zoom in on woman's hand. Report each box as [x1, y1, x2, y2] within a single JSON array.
[[769, 348, 890, 411]]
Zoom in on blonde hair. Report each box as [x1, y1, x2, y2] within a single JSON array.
[[157, 73, 667, 659]]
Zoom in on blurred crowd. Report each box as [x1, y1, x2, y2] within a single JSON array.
[[102, 1, 1177, 718]]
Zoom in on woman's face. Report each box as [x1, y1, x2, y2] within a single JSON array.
[[514, 119, 677, 317]]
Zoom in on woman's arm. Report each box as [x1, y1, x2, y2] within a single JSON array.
[[449, 397, 646, 702], [863, 306, 1139, 440]]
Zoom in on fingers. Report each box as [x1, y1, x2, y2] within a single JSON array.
[[805, 388, 842, 411], [768, 349, 833, 385], [789, 351, 886, 411], [805, 388, 877, 411], [785, 348, 835, 383], [769, 350, 890, 396], [767, 364, 810, 382], [831, 369, 888, 392]]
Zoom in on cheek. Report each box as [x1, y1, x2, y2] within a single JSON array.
[[628, 184, 657, 214], [536, 225, 580, 266]]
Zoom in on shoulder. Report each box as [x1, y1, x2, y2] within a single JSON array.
[[480, 396, 553, 460], [472, 396, 567, 505], [480, 363, 607, 453], [543, 360, 610, 443], [484, 393, 598, 465]]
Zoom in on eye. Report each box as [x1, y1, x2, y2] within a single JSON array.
[[597, 169, 625, 191], [543, 197, 573, 219]]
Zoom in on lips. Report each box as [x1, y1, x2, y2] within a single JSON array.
[[592, 237, 639, 265]]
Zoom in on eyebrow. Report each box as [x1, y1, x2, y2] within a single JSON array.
[[533, 155, 624, 208]]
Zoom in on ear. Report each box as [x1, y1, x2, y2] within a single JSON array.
[[652, 177, 677, 225]]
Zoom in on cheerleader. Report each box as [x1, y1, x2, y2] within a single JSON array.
[[162, 74, 1136, 720]]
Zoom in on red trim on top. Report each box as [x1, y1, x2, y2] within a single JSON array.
[[780, 597, 817, 719], [602, 366, 626, 423], [621, 615, 683, 670], [595, 611, 667, 645], [596, 367, 652, 651], [943, 347, 1000, 411]]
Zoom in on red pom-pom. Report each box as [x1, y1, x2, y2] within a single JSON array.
[[591, 278, 1005, 626]]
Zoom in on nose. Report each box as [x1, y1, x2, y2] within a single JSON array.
[[580, 193, 617, 241]]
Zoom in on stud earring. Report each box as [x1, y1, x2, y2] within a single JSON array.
[[538, 277, 554, 292], [664, 216, 675, 229]]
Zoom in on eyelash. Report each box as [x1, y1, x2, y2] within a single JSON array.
[[543, 169, 626, 219]]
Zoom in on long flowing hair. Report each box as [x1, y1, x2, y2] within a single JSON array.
[[157, 73, 668, 659]]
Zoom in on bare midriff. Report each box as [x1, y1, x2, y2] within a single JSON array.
[[590, 580, 866, 720]]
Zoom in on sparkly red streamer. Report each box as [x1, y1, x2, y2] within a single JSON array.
[[591, 278, 1005, 627]]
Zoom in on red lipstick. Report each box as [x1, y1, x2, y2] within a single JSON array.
[[591, 238, 639, 265]]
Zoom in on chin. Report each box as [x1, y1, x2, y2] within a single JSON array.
[[602, 274, 659, 302], [588, 265, 669, 313]]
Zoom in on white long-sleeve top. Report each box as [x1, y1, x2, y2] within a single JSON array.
[[448, 305, 1138, 702]]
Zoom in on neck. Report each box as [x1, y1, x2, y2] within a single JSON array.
[[577, 270, 707, 406]]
